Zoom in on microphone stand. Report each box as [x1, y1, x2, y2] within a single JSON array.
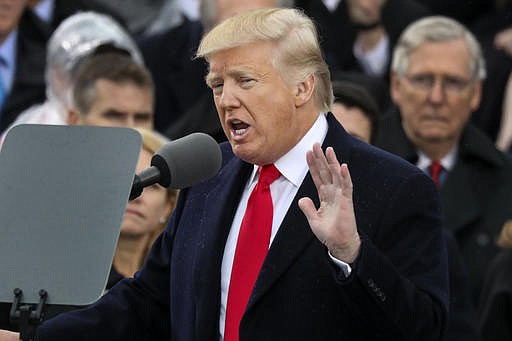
[[129, 166, 161, 200]]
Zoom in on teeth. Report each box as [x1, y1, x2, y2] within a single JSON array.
[[232, 119, 242, 124], [235, 128, 246, 135]]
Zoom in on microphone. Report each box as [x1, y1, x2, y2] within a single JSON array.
[[130, 133, 222, 200]]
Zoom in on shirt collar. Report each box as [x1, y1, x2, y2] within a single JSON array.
[[0, 29, 18, 91], [33, 0, 55, 23], [322, 0, 342, 12], [248, 113, 329, 187], [417, 146, 458, 172], [0, 28, 17, 67]]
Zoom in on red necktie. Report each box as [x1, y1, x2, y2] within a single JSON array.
[[224, 164, 281, 341], [429, 161, 443, 188]]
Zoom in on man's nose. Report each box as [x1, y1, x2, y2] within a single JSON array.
[[428, 79, 445, 104], [218, 83, 240, 109], [125, 115, 136, 128]]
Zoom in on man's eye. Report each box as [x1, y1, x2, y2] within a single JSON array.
[[443, 77, 470, 91], [135, 114, 152, 123], [211, 82, 223, 95], [410, 75, 433, 87], [240, 78, 255, 87], [103, 111, 125, 120]]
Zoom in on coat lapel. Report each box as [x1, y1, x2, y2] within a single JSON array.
[[194, 155, 253, 340], [441, 163, 481, 233]]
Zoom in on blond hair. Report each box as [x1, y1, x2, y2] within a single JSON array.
[[196, 7, 333, 112], [136, 127, 167, 155]]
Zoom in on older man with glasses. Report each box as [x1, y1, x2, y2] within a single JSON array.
[[376, 16, 512, 318]]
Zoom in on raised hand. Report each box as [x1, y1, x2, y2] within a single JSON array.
[[298, 143, 361, 263]]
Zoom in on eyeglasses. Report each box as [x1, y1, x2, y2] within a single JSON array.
[[402, 73, 474, 94]]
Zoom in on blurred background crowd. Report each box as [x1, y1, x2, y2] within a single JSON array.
[[0, 0, 511, 340]]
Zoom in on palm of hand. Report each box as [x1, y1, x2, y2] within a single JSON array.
[[298, 144, 360, 263]]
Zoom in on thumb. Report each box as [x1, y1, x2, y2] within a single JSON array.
[[298, 197, 317, 222]]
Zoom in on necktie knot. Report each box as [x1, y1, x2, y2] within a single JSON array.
[[258, 164, 280, 187], [429, 160, 443, 188]]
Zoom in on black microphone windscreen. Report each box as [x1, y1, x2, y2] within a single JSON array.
[[151, 133, 222, 189]]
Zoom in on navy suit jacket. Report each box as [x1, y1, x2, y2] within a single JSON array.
[[38, 114, 448, 340]]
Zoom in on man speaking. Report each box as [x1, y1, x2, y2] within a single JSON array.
[[1, 7, 448, 341]]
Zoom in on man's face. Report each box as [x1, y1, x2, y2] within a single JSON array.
[[207, 40, 306, 165], [346, 0, 386, 26], [0, 0, 26, 42], [78, 79, 154, 129], [390, 39, 482, 148]]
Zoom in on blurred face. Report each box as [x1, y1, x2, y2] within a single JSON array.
[[0, 0, 26, 43], [215, 0, 276, 24], [346, 0, 386, 26], [391, 39, 482, 148], [121, 148, 173, 237], [77, 79, 154, 129], [331, 102, 372, 143], [207, 40, 309, 165]]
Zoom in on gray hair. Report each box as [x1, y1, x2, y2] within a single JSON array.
[[199, 0, 295, 32], [391, 16, 486, 80], [197, 7, 333, 112]]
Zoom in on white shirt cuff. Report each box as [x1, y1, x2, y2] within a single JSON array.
[[328, 250, 352, 277]]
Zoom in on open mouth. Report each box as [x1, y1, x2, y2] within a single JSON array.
[[230, 119, 250, 136]]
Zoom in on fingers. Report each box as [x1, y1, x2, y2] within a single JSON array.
[[340, 163, 353, 199], [306, 143, 346, 189], [311, 143, 332, 185], [325, 147, 342, 187]]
